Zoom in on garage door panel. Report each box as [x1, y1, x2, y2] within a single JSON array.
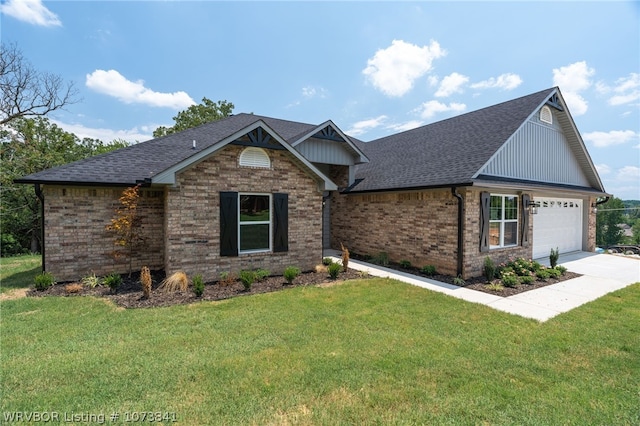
[[532, 198, 582, 259]]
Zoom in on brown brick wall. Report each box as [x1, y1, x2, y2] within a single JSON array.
[[43, 186, 165, 281], [164, 145, 323, 281]]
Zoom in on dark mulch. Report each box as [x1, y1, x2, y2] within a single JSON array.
[[349, 253, 582, 297], [27, 268, 364, 309]]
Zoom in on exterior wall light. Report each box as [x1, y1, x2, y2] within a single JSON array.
[[526, 200, 540, 215], [591, 203, 598, 214]]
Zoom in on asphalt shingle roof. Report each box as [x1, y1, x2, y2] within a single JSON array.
[[349, 88, 556, 192], [16, 113, 319, 185]]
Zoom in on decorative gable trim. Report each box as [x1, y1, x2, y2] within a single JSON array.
[[152, 120, 337, 191]]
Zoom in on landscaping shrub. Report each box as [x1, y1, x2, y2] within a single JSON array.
[[536, 269, 551, 281], [192, 274, 204, 297], [219, 272, 236, 287], [140, 266, 152, 299], [547, 268, 562, 279], [483, 257, 496, 282], [520, 275, 535, 285], [372, 252, 390, 266], [550, 247, 560, 268], [81, 273, 100, 288], [255, 268, 270, 281], [501, 272, 519, 288], [486, 282, 504, 291], [453, 275, 466, 286], [327, 262, 342, 279], [159, 271, 188, 292], [399, 260, 412, 269], [103, 273, 122, 293], [34, 272, 55, 291], [239, 270, 256, 291], [421, 265, 437, 276], [283, 266, 300, 284], [65, 283, 83, 294], [555, 265, 568, 275], [322, 257, 333, 266]]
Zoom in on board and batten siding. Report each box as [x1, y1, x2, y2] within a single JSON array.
[[479, 112, 590, 187], [294, 139, 355, 166]]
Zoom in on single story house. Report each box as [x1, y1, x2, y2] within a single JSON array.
[[16, 87, 608, 281]]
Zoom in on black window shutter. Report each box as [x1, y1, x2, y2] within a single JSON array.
[[273, 193, 288, 252], [220, 192, 238, 256], [521, 194, 530, 247], [479, 191, 490, 252]]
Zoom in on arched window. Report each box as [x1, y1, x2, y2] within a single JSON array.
[[239, 147, 270, 168], [540, 105, 553, 124]]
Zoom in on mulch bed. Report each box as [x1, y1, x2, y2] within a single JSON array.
[[27, 268, 364, 309], [28, 255, 583, 308]]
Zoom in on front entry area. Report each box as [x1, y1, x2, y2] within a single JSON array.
[[532, 197, 583, 259]]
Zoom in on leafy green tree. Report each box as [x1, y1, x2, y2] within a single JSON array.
[[595, 197, 625, 247], [0, 117, 127, 255], [632, 219, 640, 245], [153, 98, 234, 137]]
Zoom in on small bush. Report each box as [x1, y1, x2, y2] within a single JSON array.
[[453, 275, 466, 286], [550, 247, 560, 268], [536, 269, 551, 281], [555, 265, 568, 275], [81, 273, 100, 288], [547, 268, 562, 279], [239, 270, 256, 291], [322, 257, 334, 266], [502, 274, 519, 288], [255, 268, 270, 281], [327, 262, 342, 279], [65, 283, 83, 294], [483, 257, 496, 282], [520, 275, 535, 285], [399, 260, 412, 269], [140, 266, 152, 299], [159, 271, 188, 292], [283, 266, 301, 284], [219, 272, 236, 287], [421, 265, 437, 276], [34, 272, 55, 291], [103, 273, 122, 293], [340, 243, 350, 271], [192, 274, 204, 297], [486, 282, 504, 292], [372, 252, 389, 266]]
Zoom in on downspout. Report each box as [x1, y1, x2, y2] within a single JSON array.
[[451, 187, 464, 277], [34, 184, 45, 272]]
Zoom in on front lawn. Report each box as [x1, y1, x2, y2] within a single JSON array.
[[0, 254, 40, 294], [1, 257, 639, 424]]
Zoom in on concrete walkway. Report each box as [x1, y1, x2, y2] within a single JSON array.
[[325, 250, 640, 322]]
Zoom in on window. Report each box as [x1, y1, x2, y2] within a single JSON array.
[[220, 192, 288, 256], [239, 147, 270, 168], [239, 194, 271, 252], [489, 195, 518, 248]]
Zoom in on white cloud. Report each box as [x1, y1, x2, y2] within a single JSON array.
[[552, 61, 595, 116], [0, 0, 61, 27], [597, 73, 640, 106], [387, 120, 424, 133], [52, 119, 153, 143], [362, 39, 446, 97], [595, 164, 611, 175], [301, 85, 328, 99], [415, 100, 466, 119], [434, 72, 469, 97], [86, 69, 195, 109], [582, 130, 639, 148], [617, 165, 640, 182], [346, 115, 388, 136], [470, 73, 522, 90]]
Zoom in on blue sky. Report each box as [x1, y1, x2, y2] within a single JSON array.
[[2, 0, 639, 199]]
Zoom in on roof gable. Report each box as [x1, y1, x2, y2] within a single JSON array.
[[291, 120, 369, 165]]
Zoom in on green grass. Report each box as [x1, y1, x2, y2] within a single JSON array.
[[0, 254, 41, 293], [1, 256, 639, 425]]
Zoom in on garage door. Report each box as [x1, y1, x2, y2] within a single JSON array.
[[532, 197, 583, 259]]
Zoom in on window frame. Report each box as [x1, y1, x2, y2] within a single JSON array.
[[489, 194, 519, 249], [238, 192, 272, 254]]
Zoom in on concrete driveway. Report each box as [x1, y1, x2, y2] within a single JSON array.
[[328, 250, 640, 322]]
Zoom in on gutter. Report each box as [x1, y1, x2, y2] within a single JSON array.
[[34, 184, 45, 273], [451, 187, 464, 277]]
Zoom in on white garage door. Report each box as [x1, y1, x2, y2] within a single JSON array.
[[532, 197, 583, 259]]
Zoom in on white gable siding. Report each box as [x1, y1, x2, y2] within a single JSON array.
[[295, 139, 355, 166], [480, 113, 590, 187]]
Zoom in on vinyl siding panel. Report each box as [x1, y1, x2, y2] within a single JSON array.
[[481, 114, 590, 187], [295, 139, 355, 165]]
